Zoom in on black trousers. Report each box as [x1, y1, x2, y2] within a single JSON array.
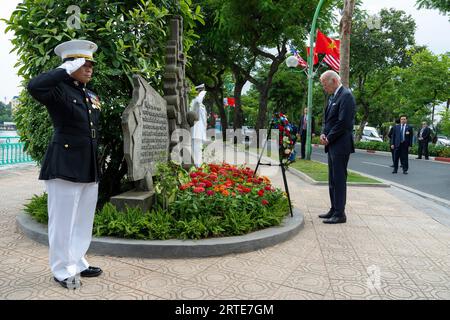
[[327, 152, 350, 216], [394, 142, 409, 171], [300, 130, 307, 159], [418, 140, 429, 159]]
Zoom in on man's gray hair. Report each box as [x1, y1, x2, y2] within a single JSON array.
[[320, 70, 341, 82]]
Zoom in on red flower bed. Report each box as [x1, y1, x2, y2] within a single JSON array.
[[179, 163, 275, 203]]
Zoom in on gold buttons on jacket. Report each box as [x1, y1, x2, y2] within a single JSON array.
[[64, 144, 69, 148], [90, 122, 93, 126]]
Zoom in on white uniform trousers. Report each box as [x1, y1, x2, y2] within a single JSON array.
[[45, 179, 98, 281], [192, 138, 203, 167]]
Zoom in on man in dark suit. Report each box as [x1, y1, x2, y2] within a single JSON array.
[[27, 40, 103, 289], [387, 118, 400, 167], [318, 70, 356, 224], [390, 115, 413, 174], [416, 121, 431, 160], [298, 107, 315, 159]]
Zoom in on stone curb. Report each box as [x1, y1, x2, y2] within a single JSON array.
[[16, 209, 304, 259]]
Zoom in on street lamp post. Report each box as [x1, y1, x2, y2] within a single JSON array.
[[305, 0, 326, 160], [287, 0, 326, 160]]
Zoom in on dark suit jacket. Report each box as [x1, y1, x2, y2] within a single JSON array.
[[321, 86, 356, 155], [298, 115, 315, 135], [390, 124, 413, 148], [417, 127, 431, 141], [27, 68, 101, 183]]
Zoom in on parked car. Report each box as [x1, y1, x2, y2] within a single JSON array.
[[354, 126, 383, 142], [436, 135, 450, 147]]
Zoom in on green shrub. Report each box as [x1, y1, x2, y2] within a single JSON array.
[[354, 141, 450, 157], [24, 163, 290, 240], [24, 193, 48, 224]]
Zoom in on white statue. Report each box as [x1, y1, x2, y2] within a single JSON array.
[[190, 84, 207, 167]]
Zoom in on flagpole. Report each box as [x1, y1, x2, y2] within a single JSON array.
[[306, 0, 326, 160]]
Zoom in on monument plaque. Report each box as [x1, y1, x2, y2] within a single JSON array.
[[111, 75, 169, 212]]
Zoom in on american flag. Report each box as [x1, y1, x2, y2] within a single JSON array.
[[323, 54, 340, 72], [290, 47, 308, 68]]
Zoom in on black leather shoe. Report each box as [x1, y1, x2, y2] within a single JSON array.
[[392, 170, 397, 174], [80, 266, 103, 277], [318, 210, 334, 219], [390, 165, 395, 167], [425, 158, 429, 160], [415, 157, 421, 159], [403, 171, 408, 174], [323, 216, 347, 224], [54, 277, 81, 289]]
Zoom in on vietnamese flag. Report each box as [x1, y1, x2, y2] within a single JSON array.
[[227, 97, 235, 107], [306, 47, 319, 65], [315, 29, 340, 59]]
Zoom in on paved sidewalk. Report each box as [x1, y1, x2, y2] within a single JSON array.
[[1, 148, 450, 299]]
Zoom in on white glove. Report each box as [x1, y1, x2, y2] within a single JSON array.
[[58, 58, 85, 75]]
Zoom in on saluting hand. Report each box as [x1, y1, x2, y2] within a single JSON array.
[[58, 58, 86, 75]]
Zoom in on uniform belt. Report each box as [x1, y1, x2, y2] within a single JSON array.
[[54, 127, 97, 139]]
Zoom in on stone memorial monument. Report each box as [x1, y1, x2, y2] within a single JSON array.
[[111, 16, 197, 212]]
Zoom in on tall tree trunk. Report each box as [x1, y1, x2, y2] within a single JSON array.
[[231, 68, 246, 130], [357, 101, 369, 141], [254, 51, 286, 147], [339, 0, 356, 88], [213, 93, 228, 141]]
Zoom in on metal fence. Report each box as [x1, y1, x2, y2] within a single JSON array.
[[0, 136, 33, 165]]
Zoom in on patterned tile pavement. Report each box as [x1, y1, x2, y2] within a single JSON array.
[[1, 147, 450, 300]]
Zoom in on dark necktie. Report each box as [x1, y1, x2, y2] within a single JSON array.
[[326, 94, 334, 113]]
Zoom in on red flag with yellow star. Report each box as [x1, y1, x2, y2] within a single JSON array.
[[315, 30, 340, 59]]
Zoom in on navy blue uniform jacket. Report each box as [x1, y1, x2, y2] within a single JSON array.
[[27, 68, 101, 183]]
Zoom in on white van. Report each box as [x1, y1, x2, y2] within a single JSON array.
[[354, 126, 383, 142]]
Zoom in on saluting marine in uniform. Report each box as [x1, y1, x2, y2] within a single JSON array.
[[27, 39, 103, 289]]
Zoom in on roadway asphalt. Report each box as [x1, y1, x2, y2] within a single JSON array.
[[295, 145, 450, 201]]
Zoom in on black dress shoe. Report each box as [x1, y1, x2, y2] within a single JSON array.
[[425, 158, 429, 160], [403, 171, 408, 174], [323, 216, 347, 224], [80, 266, 103, 277], [415, 157, 421, 159], [392, 170, 397, 174], [318, 210, 334, 219], [54, 277, 81, 289], [390, 165, 395, 167]]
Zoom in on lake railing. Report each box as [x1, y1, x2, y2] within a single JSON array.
[[0, 136, 33, 165]]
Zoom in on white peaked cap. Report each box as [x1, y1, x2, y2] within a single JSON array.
[[54, 39, 98, 61], [195, 83, 205, 91]]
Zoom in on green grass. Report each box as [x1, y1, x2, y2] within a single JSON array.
[[290, 160, 381, 183], [237, 144, 381, 184]]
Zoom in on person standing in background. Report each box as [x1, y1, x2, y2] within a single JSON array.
[[388, 118, 400, 167], [298, 107, 315, 159], [391, 115, 413, 174], [416, 121, 431, 160]]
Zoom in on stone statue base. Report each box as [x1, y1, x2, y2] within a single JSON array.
[[110, 190, 155, 213]]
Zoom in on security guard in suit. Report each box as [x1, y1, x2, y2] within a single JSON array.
[[27, 39, 103, 289], [390, 115, 413, 174]]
